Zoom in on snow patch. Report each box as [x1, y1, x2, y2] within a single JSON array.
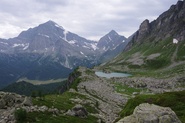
[[108, 36, 111, 41], [91, 44, 98, 50], [38, 33, 50, 38], [13, 43, 26, 48], [63, 30, 69, 41], [0, 42, 8, 45], [55, 24, 64, 30], [68, 40, 76, 44], [80, 51, 88, 57], [23, 43, 29, 50], [83, 45, 90, 49], [173, 38, 178, 44]]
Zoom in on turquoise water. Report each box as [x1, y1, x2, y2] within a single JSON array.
[[95, 71, 131, 78]]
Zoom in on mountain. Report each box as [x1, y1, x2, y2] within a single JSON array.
[[0, 20, 97, 88], [125, 1, 185, 51], [101, 1, 185, 77], [96, 30, 128, 63], [0, 21, 128, 89]]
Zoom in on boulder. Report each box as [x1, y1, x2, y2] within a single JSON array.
[[22, 97, 32, 106], [66, 104, 88, 118], [117, 103, 181, 123]]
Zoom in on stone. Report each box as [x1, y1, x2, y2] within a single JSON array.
[[22, 97, 32, 106], [116, 103, 181, 123], [39, 106, 48, 112], [66, 104, 88, 118], [0, 99, 6, 109], [66, 109, 76, 116], [2, 94, 15, 107]]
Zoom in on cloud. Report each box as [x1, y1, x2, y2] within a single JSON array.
[[0, 0, 178, 40]]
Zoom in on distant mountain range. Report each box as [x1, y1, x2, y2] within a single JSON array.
[[0, 20, 128, 88]]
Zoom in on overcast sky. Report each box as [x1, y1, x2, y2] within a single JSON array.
[[0, 0, 178, 41]]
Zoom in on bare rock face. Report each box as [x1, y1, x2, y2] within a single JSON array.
[[117, 103, 181, 123], [138, 19, 150, 39], [126, 0, 185, 51]]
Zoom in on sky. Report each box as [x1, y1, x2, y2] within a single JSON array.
[[0, 0, 178, 41]]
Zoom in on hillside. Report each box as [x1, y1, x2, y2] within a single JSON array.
[[100, 1, 185, 78]]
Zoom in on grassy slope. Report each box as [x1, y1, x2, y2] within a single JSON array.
[[102, 37, 185, 122], [26, 92, 98, 123], [118, 90, 185, 123], [102, 37, 185, 78]]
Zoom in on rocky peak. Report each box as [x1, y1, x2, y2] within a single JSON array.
[[176, 0, 184, 11], [108, 30, 119, 35], [40, 20, 64, 30], [97, 30, 126, 51], [138, 19, 150, 39], [126, 0, 185, 50]]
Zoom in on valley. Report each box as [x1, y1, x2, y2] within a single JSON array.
[[0, 0, 185, 123]]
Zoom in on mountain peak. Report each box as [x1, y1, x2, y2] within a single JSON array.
[[42, 20, 64, 30], [109, 30, 118, 35], [46, 20, 56, 24]]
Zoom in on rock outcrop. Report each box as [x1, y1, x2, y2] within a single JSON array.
[[66, 104, 88, 118], [0, 91, 63, 123], [117, 103, 181, 123], [0, 92, 32, 109], [0, 91, 32, 123], [126, 0, 185, 50]]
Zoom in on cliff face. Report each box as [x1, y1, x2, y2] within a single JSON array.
[[126, 0, 185, 50]]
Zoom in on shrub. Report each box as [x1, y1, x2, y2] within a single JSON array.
[[14, 108, 27, 122]]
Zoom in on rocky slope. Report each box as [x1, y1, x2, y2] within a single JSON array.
[[75, 67, 128, 123], [0, 91, 32, 123]]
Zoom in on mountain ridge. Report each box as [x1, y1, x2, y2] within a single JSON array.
[[0, 21, 128, 88], [100, 0, 185, 78], [125, 0, 185, 51]]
